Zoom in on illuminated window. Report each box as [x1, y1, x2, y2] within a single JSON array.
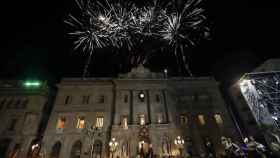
[[98, 95, 105, 103], [96, 117, 104, 128], [76, 117, 85, 129], [121, 116, 128, 129], [124, 95, 128, 103], [56, 117, 66, 130], [180, 114, 188, 125], [198, 115, 206, 125], [139, 114, 145, 125], [157, 113, 163, 124], [65, 96, 72, 104], [214, 114, 223, 125], [82, 96, 90, 104]]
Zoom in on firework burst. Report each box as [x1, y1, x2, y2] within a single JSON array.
[[65, 0, 209, 77]]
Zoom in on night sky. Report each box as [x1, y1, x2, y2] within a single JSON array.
[[1, 0, 280, 86]]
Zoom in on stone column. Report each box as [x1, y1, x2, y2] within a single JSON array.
[[146, 90, 152, 124], [129, 90, 134, 124], [162, 90, 170, 123]]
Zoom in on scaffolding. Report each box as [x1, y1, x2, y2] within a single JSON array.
[[239, 71, 280, 129]]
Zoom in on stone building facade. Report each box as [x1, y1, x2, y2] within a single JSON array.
[[0, 80, 49, 158], [43, 66, 238, 158]]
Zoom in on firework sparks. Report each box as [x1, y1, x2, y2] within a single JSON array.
[[65, 0, 209, 77]]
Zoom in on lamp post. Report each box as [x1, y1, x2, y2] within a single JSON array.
[[30, 143, 40, 158], [164, 69, 168, 78], [174, 136, 184, 158], [109, 137, 118, 158]]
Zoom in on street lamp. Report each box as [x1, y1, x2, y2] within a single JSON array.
[[174, 136, 184, 158], [109, 137, 118, 158], [30, 143, 40, 158], [164, 69, 168, 78]]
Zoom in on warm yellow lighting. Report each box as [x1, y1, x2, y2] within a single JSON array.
[[76, 117, 85, 129], [198, 115, 206, 125], [214, 114, 223, 125]]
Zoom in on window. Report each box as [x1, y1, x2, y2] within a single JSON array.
[[21, 99, 29, 109], [14, 99, 21, 108], [70, 140, 82, 158], [180, 114, 188, 125], [76, 117, 85, 129], [156, 94, 160, 103], [198, 115, 206, 125], [121, 116, 128, 129], [23, 114, 37, 131], [157, 113, 163, 124], [98, 95, 105, 103], [96, 117, 104, 128], [0, 98, 6, 109], [56, 117, 66, 130], [6, 99, 13, 109], [8, 119, 18, 131], [124, 95, 128, 103], [65, 96, 72, 104], [82, 96, 90, 104], [214, 114, 223, 125], [139, 114, 145, 125]]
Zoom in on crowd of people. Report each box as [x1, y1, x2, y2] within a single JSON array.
[[132, 134, 280, 158], [219, 135, 280, 158]]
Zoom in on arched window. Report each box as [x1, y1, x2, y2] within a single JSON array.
[[50, 142, 62, 158], [70, 140, 82, 158], [93, 140, 102, 158]]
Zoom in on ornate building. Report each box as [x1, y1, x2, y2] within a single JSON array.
[[0, 80, 49, 158], [43, 65, 238, 158]]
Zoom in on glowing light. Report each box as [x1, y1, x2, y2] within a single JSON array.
[[24, 81, 41, 87], [140, 93, 145, 98], [98, 15, 106, 21], [239, 79, 250, 87], [32, 144, 39, 150], [272, 116, 278, 120]]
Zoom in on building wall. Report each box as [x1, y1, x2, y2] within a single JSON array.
[[43, 73, 238, 158], [0, 80, 49, 158]]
